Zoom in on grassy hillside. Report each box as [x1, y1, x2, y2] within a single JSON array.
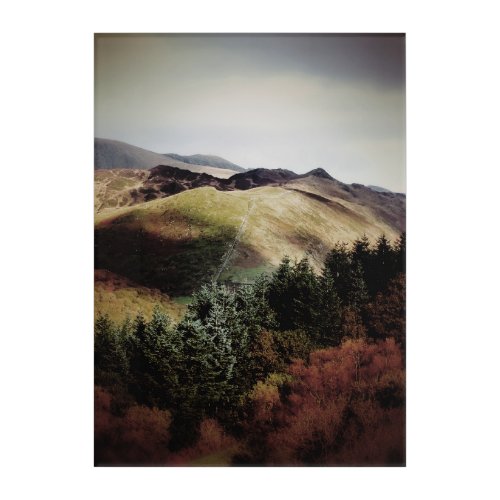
[[222, 186, 401, 275], [94, 270, 186, 323], [284, 175, 406, 234], [95, 184, 402, 296], [94, 169, 149, 212], [94, 167, 238, 213], [95, 188, 247, 295]]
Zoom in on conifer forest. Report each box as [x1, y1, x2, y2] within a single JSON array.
[[95, 234, 406, 466]]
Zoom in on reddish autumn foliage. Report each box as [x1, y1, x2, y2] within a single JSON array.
[[169, 418, 240, 465], [241, 339, 405, 465], [94, 386, 172, 465], [94, 239, 406, 466]]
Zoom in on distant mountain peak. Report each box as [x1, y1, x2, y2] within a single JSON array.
[[367, 185, 392, 193], [303, 168, 334, 181], [94, 138, 244, 176], [163, 153, 245, 172]]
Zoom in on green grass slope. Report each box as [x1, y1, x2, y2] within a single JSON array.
[[94, 270, 186, 323], [95, 187, 247, 295], [95, 184, 403, 296]]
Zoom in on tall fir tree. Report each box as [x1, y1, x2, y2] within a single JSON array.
[[289, 258, 320, 334], [127, 307, 180, 409], [395, 231, 406, 275], [267, 256, 295, 330], [323, 242, 352, 303], [94, 314, 128, 388], [178, 283, 246, 417], [373, 234, 395, 293], [352, 234, 371, 269], [316, 271, 343, 346], [347, 260, 369, 311]]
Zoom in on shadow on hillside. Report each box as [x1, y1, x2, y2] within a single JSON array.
[[95, 225, 267, 296]]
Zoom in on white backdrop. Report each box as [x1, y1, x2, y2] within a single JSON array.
[[1, 1, 499, 499]]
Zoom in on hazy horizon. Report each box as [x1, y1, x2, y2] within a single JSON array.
[[95, 34, 406, 192]]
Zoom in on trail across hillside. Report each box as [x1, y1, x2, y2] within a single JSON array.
[[213, 199, 255, 282], [213, 189, 293, 283]]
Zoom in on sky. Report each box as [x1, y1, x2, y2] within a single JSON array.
[[95, 34, 405, 192]]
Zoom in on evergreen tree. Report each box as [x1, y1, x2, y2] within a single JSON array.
[[94, 314, 128, 388], [236, 274, 277, 334], [366, 273, 406, 348], [373, 234, 395, 293], [289, 258, 320, 334], [133, 312, 147, 340], [267, 256, 320, 334], [347, 261, 369, 311], [315, 271, 342, 346], [177, 283, 247, 417], [352, 234, 371, 269], [267, 256, 294, 330], [395, 231, 406, 275], [126, 313, 146, 399], [127, 307, 180, 409], [352, 234, 376, 294], [323, 242, 352, 303]]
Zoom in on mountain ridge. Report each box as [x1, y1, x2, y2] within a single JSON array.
[[94, 138, 241, 178], [95, 160, 405, 297], [95, 164, 360, 211], [164, 153, 245, 172]]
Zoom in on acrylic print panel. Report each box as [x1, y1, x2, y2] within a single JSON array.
[[94, 33, 406, 466]]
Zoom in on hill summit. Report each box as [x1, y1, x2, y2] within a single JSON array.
[[303, 168, 334, 181], [95, 138, 244, 177]]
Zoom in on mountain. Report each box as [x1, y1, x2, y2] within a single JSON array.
[[95, 165, 405, 296], [227, 168, 298, 189], [164, 153, 245, 172], [94, 138, 240, 178], [95, 166, 344, 212], [95, 138, 174, 170], [285, 176, 405, 235]]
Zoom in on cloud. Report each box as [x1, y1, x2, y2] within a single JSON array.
[[95, 34, 406, 192]]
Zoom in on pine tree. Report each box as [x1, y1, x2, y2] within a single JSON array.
[[94, 314, 128, 388], [177, 283, 246, 417], [236, 274, 277, 334], [267, 256, 294, 329], [366, 273, 406, 347], [127, 307, 179, 409], [352, 234, 371, 269], [290, 258, 320, 334], [347, 261, 369, 311], [352, 234, 376, 294], [395, 231, 406, 275], [373, 234, 395, 293], [323, 242, 352, 303], [316, 271, 342, 346]]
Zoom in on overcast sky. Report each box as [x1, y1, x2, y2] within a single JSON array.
[[95, 34, 405, 192]]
